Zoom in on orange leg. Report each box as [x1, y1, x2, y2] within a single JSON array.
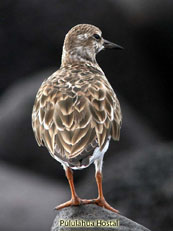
[[55, 167, 91, 210], [55, 167, 80, 209], [93, 171, 119, 213], [55, 167, 119, 213], [80, 171, 119, 213]]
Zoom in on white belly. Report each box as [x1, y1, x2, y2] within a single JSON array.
[[53, 137, 110, 170]]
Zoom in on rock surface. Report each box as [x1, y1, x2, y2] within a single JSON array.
[[1, 143, 172, 231], [79, 142, 173, 231], [0, 162, 68, 231], [51, 204, 151, 231]]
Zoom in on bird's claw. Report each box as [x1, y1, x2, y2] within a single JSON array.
[[55, 197, 119, 214]]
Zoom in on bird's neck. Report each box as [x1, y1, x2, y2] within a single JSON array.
[[61, 47, 98, 67]]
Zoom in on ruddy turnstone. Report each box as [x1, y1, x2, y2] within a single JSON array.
[[32, 24, 123, 213]]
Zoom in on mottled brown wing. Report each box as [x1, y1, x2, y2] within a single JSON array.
[[32, 75, 96, 161], [32, 72, 122, 161], [87, 78, 122, 148]]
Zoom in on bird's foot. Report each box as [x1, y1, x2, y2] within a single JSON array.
[[85, 197, 119, 213], [94, 197, 119, 213], [55, 196, 81, 210], [55, 197, 94, 210], [55, 197, 119, 213]]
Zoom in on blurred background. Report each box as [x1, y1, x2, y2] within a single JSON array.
[[0, 0, 172, 230]]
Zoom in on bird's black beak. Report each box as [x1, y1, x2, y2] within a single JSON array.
[[103, 39, 124, 50]]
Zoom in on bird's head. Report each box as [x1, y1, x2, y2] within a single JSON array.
[[61, 24, 123, 66]]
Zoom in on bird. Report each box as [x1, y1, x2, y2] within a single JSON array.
[[32, 24, 123, 213]]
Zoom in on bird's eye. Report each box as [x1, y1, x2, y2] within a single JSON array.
[[93, 34, 101, 40]]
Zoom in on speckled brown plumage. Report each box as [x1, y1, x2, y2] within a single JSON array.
[[32, 62, 121, 167], [32, 24, 123, 213]]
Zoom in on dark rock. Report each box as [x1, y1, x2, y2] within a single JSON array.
[[0, 142, 172, 231], [0, 162, 68, 231], [79, 142, 173, 231], [51, 204, 151, 231]]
